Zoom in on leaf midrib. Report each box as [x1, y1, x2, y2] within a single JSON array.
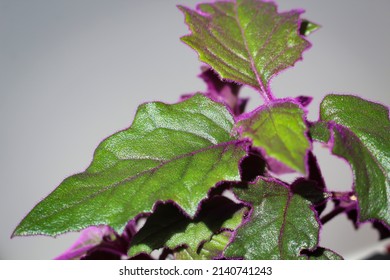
[[233, 2, 267, 95], [277, 189, 291, 259], [20, 140, 242, 229]]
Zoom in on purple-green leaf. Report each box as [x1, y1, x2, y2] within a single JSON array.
[[179, 0, 311, 100], [236, 101, 310, 174], [13, 94, 248, 237], [225, 177, 320, 259], [319, 94, 390, 226], [55, 226, 116, 260], [199, 67, 247, 115], [181, 67, 247, 116]]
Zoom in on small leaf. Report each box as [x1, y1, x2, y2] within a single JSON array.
[[175, 231, 232, 260], [128, 196, 245, 257], [199, 67, 247, 115], [237, 101, 310, 174], [56, 223, 135, 260], [181, 67, 248, 116], [225, 177, 320, 259], [320, 94, 390, 226], [299, 20, 320, 36], [55, 226, 116, 260], [179, 0, 311, 99], [13, 94, 248, 237], [295, 95, 313, 107], [199, 66, 242, 97]]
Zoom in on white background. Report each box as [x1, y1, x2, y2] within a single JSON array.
[[0, 260, 388, 279], [0, 0, 389, 259]]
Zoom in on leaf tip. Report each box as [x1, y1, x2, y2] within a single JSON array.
[[176, 4, 187, 14], [300, 19, 321, 36]]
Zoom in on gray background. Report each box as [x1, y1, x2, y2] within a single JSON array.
[[1, 0, 389, 259]]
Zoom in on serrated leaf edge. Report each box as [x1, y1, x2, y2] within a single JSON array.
[[178, 0, 312, 102]]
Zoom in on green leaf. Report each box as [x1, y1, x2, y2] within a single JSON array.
[[175, 231, 233, 260], [237, 101, 310, 174], [306, 248, 343, 260], [13, 94, 248, 237], [225, 177, 320, 259], [128, 196, 245, 257], [309, 121, 330, 143], [319, 94, 390, 226], [179, 0, 311, 99]]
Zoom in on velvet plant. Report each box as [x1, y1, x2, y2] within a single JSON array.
[[13, 0, 389, 260]]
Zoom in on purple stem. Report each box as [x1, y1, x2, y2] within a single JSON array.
[[320, 191, 357, 225]]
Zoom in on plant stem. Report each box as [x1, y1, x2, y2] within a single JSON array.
[[320, 192, 357, 225], [330, 191, 354, 201], [320, 206, 346, 225]]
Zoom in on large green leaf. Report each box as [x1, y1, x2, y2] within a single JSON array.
[[319, 94, 390, 226], [128, 196, 245, 257], [224, 177, 320, 259], [179, 0, 311, 99], [13, 94, 248, 237], [236, 101, 310, 174]]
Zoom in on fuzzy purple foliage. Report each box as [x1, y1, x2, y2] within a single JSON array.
[[13, 0, 389, 260]]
